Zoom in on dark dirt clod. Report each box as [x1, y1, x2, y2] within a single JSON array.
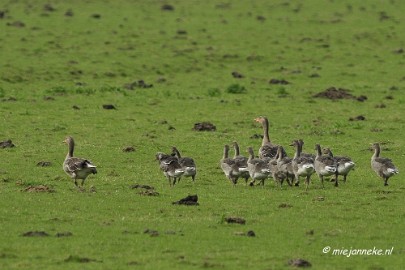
[[306, 230, 314, 235], [43, 4, 56, 12], [313, 87, 355, 100], [0, 139, 15, 148], [246, 230, 256, 237], [161, 4, 174, 11], [225, 217, 246, 225], [102, 104, 116, 110], [22, 231, 49, 237], [139, 190, 159, 196], [309, 73, 320, 78], [37, 161, 51, 167], [64, 255, 99, 263], [349, 115, 365, 121], [356, 95, 368, 102], [288, 258, 312, 268], [23, 185, 55, 193], [7, 21, 25, 27], [256, 15, 266, 21], [130, 184, 154, 190], [250, 134, 263, 139], [375, 103, 386, 108], [56, 232, 73, 237], [269, 78, 290, 85], [232, 71, 244, 78], [91, 14, 101, 19], [72, 105, 80, 110], [278, 203, 292, 208], [122, 146, 135, 152], [65, 9, 74, 17], [393, 48, 404, 54], [371, 128, 383, 132], [123, 80, 153, 90], [144, 229, 159, 237], [193, 122, 216, 131], [172, 195, 199, 206]]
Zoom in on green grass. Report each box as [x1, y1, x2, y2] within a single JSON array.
[[1, 0, 404, 269]]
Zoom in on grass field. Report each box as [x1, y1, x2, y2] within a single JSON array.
[[1, 1, 404, 269]]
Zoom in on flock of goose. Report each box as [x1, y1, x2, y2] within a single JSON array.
[[62, 116, 399, 190]]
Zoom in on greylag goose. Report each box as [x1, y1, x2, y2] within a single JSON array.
[[268, 151, 287, 188], [314, 144, 337, 187], [298, 139, 316, 159], [220, 144, 243, 185], [371, 143, 399, 186], [171, 146, 197, 182], [323, 147, 355, 183], [247, 147, 272, 186], [291, 140, 315, 190], [232, 141, 250, 185], [276, 145, 294, 186], [63, 136, 97, 187], [254, 116, 286, 159], [156, 152, 184, 186]]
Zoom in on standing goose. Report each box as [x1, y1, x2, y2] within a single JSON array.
[[156, 152, 184, 186], [232, 141, 250, 185], [254, 116, 286, 159], [220, 144, 242, 185], [314, 144, 337, 187], [291, 139, 315, 190], [323, 147, 355, 183], [247, 147, 272, 186], [63, 136, 97, 187], [276, 145, 294, 186], [171, 146, 197, 182], [371, 143, 399, 186]]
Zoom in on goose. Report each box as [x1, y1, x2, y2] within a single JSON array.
[[247, 147, 272, 186], [323, 147, 355, 183], [290, 140, 315, 190], [371, 143, 399, 186], [268, 150, 287, 188], [298, 139, 316, 159], [63, 136, 97, 187], [314, 144, 337, 187], [220, 144, 243, 185], [171, 146, 197, 182], [254, 116, 286, 159], [156, 152, 184, 186], [232, 141, 250, 185], [276, 145, 294, 186]]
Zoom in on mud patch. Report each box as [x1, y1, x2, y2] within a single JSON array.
[[123, 80, 153, 90], [235, 230, 255, 237], [23, 185, 55, 193], [56, 232, 73, 237], [269, 78, 290, 85], [288, 258, 312, 268], [0, 139, 15, 148], [224, 217, 246, 225], [161, 4, 174, 11], [144, 229, 159, 237], [139, 190, 159, 196], [130, 184, 154, 190], [349, 115, 365, 121], [231, 71, 244, 78], [64, 255, 101, 263], [37, 161, 52, 167], [278, 203, 292, 208], [172, 194, 199, 206], [313, 87, 366, 101], [102, 104, 116, 110], [22, 231, 49, 237], [122, 146, 135, 152], [193, 122, 216, 131]]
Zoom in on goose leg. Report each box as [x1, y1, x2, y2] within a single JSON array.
[[294, 175, 300, 186], [319, 175, 324, 188], [305, 175, 310, 191], [384, 177, 389, 186], [343, 175, 347, 183], [334, 171, 339, 187]]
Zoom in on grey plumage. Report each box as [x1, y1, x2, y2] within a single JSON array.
[[291, 140, 315, 190], [371, 143, 399, 186], [156, 152, 184, 186], [63, 136, 97, 187], [247, 146, 272, 186], [254, 116, 286, 159], [171, 146, 197, 182], [314, 144, 337, 188], [323, 147, 355, 183], [232, 141, 250, 185], [220, 144, 243, 185]]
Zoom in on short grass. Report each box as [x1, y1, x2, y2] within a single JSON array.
[[1, 1, 404, 269]]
